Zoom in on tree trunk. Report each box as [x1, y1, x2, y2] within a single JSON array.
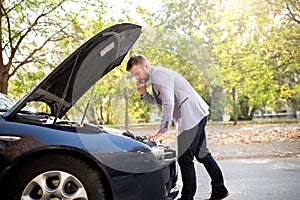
[[0, 68, 9, 94], [210, 85, 226, 121], [232, 87, 237, 125], [99, 103, 104, 125], [124, 88, 129, 131]]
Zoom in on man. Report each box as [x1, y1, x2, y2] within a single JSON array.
[[126, 55, 228, 200]]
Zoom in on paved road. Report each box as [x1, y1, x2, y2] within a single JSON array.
[[131, 124, 300, 199], [176, 157, 300, 200]]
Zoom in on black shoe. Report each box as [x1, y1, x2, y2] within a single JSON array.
[[207, 186, 229, 200]]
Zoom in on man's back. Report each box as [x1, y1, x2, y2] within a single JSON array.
[[149, 66, 209, 134]]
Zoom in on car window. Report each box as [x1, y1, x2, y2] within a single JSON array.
[[0, 93, 37, 113], [0, 93, 17, 110]]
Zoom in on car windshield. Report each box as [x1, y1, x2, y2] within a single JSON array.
[[0, 93, 17, 111], [0, 93, 36, 114]]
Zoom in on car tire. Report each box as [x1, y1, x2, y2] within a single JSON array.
[[5, 154, 106, 200]]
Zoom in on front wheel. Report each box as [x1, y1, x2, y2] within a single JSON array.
[[6, 154, 106, 200]]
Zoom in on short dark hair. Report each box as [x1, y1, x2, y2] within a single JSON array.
[[126, 55, 148, 71]]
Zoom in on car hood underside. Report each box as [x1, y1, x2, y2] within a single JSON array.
[[4, 23, 141, 120]]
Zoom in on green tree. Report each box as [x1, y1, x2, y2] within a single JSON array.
[[153, 0, 299, 123], [263, 0, 300, 113], [151, 0, 230, 121], [218, 0, 300, 118], [0, 0, 87, 95]]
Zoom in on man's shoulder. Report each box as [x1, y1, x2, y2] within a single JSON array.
[[151, 66, 177, 76]]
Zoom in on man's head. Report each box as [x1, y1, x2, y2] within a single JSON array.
[[126, 55, 150, 85]]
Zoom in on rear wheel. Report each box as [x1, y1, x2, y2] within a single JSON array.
[[6, 154, 106, 200]]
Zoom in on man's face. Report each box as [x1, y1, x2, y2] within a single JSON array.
[[129, 64, 150, 85]]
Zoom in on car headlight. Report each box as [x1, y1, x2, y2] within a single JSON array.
[[151, 146, 165, 160]]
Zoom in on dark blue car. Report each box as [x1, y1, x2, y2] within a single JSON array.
[[0, 23, 178, 200]]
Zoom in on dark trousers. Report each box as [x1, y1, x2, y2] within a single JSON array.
[[177, 116, 225, 200]]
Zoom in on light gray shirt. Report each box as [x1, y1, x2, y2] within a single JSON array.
[[141, 66, 209, 135]]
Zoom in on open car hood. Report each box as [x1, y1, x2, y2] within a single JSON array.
[[4, 23, 141, 119]]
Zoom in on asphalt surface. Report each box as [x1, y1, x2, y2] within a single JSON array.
[[176, 157, 300, 200], [131, 123, 300, 200], [175, 124, 300, 200]]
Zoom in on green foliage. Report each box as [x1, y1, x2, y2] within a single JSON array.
[[1, 0, 82, 95], [9, 70, 46, 100], [4, 0, 300, 127], [151, 0, 300, 122]]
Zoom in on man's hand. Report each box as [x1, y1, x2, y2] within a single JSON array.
[[137, 81, 146, 95], [148, 132, 163, 141]]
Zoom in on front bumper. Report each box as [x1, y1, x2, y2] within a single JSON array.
[[163, 159, 179, 199], [159, 147, 179, 200]]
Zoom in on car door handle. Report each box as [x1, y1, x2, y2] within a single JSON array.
[[0, 136, 21, 141]]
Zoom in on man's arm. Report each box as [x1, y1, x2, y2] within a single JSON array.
[[137, 82, 174, 139], [141, 91, 158, 105], [147, 86, 174, 140], [136, 83, 157, 105], [156, 84, 174, 133]]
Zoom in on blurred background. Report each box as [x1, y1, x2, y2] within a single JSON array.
[[1, 0, 299, 128]]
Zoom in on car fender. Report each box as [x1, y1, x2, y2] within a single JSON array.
[[0, 145, 114, 198]]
